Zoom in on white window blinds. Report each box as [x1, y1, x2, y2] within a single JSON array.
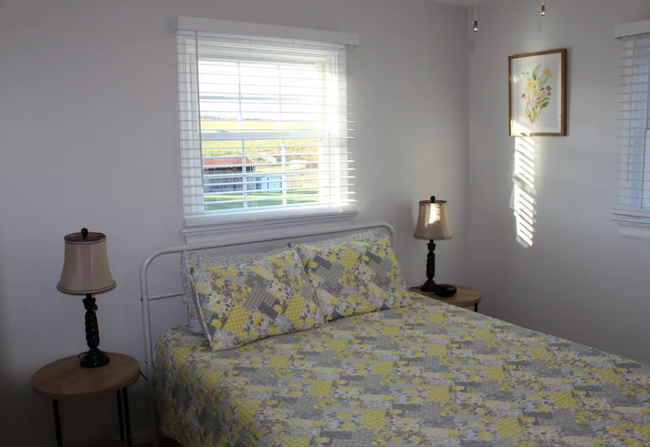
[[614, 31, 650, 223], [176, 23, 355, 223]]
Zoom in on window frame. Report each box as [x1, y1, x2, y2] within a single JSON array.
[[613, 22, 650, 240], [175, 23, 357, 239]]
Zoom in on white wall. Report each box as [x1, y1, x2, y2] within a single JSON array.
[[467, 0, 650, 365], [0, 0, 468, 443]]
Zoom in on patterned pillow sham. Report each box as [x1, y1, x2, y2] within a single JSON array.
[[180, 248, 287, 334], [189, 249, 325, 351], [288, 229, 385, 249], [295, 232, 411, 321]]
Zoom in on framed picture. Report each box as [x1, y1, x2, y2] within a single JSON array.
[[509, 49, 567, 136]]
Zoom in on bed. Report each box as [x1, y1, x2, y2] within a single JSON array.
[[141, 223, 650, 447]]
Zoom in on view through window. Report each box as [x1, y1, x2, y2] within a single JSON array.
[[177, 31, 353, 220]]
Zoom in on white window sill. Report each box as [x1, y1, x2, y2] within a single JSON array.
[[181, 205, 358, 243], [613, 216, 650, 241]]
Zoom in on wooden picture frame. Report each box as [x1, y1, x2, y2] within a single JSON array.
[[509, 49, 567, 136]]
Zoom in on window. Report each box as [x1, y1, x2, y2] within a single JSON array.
[[176, 19, 356, 227], [614, 29, 650, 230]]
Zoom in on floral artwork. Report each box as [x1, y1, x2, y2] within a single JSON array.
[[521, 66, 552, 124], [509, 49, 566, 136]]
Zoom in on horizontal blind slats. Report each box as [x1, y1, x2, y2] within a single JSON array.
[[182, 168, 355, 179], [193, 176, 355, 189], [616, 34, 650, 218], [177, 29, 353, 217], [183, 200, 358, 217]]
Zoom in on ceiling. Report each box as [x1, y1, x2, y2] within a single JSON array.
[[434, 0, 500, 6]]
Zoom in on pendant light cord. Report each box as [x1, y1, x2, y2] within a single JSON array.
[[473, 1, 547, 33], [473, 0, 478, 33]]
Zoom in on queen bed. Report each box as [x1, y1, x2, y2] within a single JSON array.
[[141, 223, 650, 447]]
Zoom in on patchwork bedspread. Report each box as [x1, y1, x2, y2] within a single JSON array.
[[153, 293, 650, 447]]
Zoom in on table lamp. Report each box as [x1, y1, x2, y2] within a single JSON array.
[[413, 196, 457, 298], [57, 228, 116, 368]]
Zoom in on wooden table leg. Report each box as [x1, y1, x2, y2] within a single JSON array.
[[117, 389, 125, 441], [122, 387, 133, 447], [52, 399, 63, 447]]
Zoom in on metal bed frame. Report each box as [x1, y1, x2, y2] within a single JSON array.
[[139, 221, 396, 446]]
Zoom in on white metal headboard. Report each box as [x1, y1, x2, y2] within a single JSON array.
[[139, 221, 395, 445]]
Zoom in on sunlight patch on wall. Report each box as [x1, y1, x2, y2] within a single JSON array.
[[512, 122, 537, 248]]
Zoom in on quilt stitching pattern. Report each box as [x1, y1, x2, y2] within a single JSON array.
[[154, 293, 650, 447]]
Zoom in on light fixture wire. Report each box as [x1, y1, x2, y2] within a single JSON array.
[[473, 0, 478, 32]]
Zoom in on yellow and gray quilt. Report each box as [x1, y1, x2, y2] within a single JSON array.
[[154, 294, 650, 447]]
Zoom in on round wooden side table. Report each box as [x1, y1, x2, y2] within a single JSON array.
[[31, 352, 140, 447], [409, 285, 482, 312]]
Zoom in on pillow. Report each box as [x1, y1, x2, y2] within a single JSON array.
[[181, 248, 287, 334], [189, 249, 325, 351], [295, 232, 411, 321], [288, 229, 385, 249]]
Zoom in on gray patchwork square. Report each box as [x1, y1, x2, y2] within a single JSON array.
[[287, 396, 319, 415], [363, 249, 383, 266], [257, 302, 278, 320], [313, 255, 333, 270], [322, 431, 352, 440], [374, 257, 394, 278], [332, 430, 375, 447], [322, 279, 344, 297]]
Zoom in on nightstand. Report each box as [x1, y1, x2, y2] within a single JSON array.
[[31, 352, 140, 447], [409, 285, 482, 312]]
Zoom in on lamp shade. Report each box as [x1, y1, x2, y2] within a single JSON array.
[[414, 198, 453, 240], [57, 229, 116, 295]]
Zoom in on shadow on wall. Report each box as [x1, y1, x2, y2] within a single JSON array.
[[0, 247, 47, 443], [511, 124, 537, 248], [0, 243, 8, 427], [0, 244, 18, 434]]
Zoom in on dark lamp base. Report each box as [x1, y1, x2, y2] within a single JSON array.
[[420, 238, 457, 299], [80, 293, 109, 368], [420, 281, 457, 298], [424, 283, 458, 298], [80, 348, 110, 368]]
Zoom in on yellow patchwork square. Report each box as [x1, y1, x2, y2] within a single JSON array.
[[429, 344, 448, 356], [426, 385, 449, 402], [268, 355, 290, 368], [197, 369, 225, 386], [474, 329, 492, 340], [372, 361, 394, 375], [589, 368, 621, 384], [362, 409, 386, 429], [495, 418, 522, 438], [382, 326, 400, 336], [531, 347, 551, 360], [223, 305, 250, 340], [328, 340, 349, 351], [307, 380, 332, 397], [284, 294, 308, 326], [232, 398, 261, 425], [552, 391, 578, 409], [340, 247, 361, 269], [484, 366, 506, 380]]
